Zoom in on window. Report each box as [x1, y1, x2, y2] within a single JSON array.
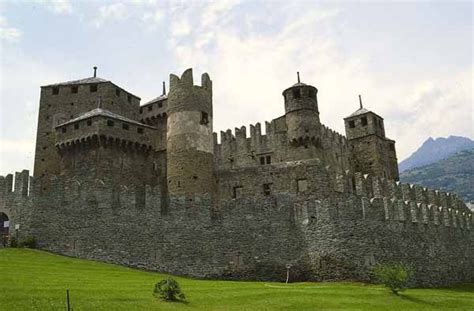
[[87, 120, 92, 126], [107, 120, 114, 127], [61, 127, 67, 133], [148, 105, 153, 111], [140, 107, 143, 114], [90, 84, 98, 92], [297, 179, 308, 192], [70, 102, 74, 106], [233, 186, 243, 199], [158, 102, 163, 108], [292, 88, 301, 99], [263, 183, 272, 196], [116, 88, 121, 96], [361, 116, 367, 126], [71, 86, 78, 94], [260, 157, 265, 165], [349, 120, 355, 128], [128, 95, 132, 103], [201, 111, 209, 125], [390, 144, 395, 151], [137, 127, 144, 134], [266, 155, 271, 164], [52, 87, 59, 95], [122, 123, 129, 130], [308, 88, 316, 99], [74, 123, 79, 130]]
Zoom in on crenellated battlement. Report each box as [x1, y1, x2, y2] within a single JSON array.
[[0, 170, 32, 198]]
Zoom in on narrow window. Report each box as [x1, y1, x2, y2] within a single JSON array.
[[87, 120, 92, 126], [116, 88, 121, 96], [158, 102, 163, 108], [266, 155, 271, 164], [122, 123, 129, 130], [201, 111, 209, 125], [128, 95, 132, 103], [140, 107, 143, 114], [263, 183, 272, 196], [292, 88, 301, 99], [107, 120, 114, 127], [361, 116, 368, 126], [233, 186, 243, 199], [308, 88, 316, 99], [90, 84, 98, 92], [349, 120, 355, 128], [390, 144, 395, 151], [148, 105, 153, 111], [297, 179, 308, 192], [61, 127, 67, 133], [52, 87, 59, 95], [137, 127, 144, 134], [74, 123, 79, 130], [260, 157, 265, 165], [71, 86, 78, 94]]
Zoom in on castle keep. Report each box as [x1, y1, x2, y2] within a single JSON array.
[[0, 68, 472, 287]]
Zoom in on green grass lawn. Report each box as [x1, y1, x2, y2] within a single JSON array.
[[0, 249, 472, 310]]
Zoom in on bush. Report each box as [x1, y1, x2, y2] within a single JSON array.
[[20, 236, 37, 249], [153, 278, 186, 302], [9, 237, 18, 248], [373, 263, 412, 294]]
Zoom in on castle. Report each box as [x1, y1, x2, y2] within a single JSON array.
[[0, 68, 472, 287]]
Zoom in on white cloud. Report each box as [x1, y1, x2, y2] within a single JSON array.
[[0, 16, 22, 42], [35, 0, 73, 15], [142, 10, 164, 25], [94, 3, 129, 28], [171, 18, 191, 37]]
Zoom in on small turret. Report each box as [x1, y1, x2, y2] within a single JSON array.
[[166, 68, 214, 197], [282, 72, 321, 147]]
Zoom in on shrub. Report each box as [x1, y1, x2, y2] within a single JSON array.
[[373, 263, 412, 294], [20, 236, 37, 249], [9, 237, 18, 248], [153, 278, 186, 302]]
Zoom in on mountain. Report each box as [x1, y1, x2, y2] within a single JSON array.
[[399, 136, 474, 173], [399, 149, 474, 203]]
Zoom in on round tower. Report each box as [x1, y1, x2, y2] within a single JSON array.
[[166, 68, 214, 196], [282, 72, 321, 147]]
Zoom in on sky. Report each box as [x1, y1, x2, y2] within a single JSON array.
[[0, 0, 472, 176]]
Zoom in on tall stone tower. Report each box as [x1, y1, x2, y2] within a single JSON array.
[[283, 73, 321, 147], [344, 96, 399, 180], [166, 68, 214, 196]]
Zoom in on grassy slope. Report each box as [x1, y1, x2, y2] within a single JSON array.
[[0, 249, 473, 310]]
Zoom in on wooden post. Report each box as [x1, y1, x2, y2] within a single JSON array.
[[66, 289, 71, 311]]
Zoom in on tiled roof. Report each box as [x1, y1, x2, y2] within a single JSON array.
[[43, 77, 109, 87], [347, 107, 370, 117], [142, 94, 167, 106], [56, 108, 156, 129]]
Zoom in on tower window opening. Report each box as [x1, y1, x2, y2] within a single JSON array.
[[158, 102, 163, 108], [260, 157, 265, 165], [140, 107, 143, 114], [263, 183, 272, 196], [201, 111, 209, 125], [148, 105, 153, 111], [308, 88, 316, 99], [122, 123, 129, 130], [128, 95, 132, 103], [116, 88, 121, 96], [390, 143, 395, 151], [137, 127, 144, 134], [266, 156, 271, 164], [61, 127, 67, 133], [52, 87, 59, 95], [71, 86, 78, 94], [107, 120, 114, 127], [292, 88, 301, 99], [349, 120, 355, 128], [87, 120, 92, 126], [233, 186, 243, 199], [361, 116, 368, 126], [74, 124, 79, 130], [90, 84, 98, 92]]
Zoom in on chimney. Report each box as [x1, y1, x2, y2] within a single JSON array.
[[93, 66, 97, 78], [162, 81, 166, 95]]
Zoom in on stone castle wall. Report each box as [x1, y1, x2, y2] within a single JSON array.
[[1, 164, 471, 287]]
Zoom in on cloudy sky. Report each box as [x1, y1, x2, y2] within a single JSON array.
[[0, 0, 472, 175]]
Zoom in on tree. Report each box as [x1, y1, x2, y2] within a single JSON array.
[[373, 263, 412, 294], [153, 278, 186, 302]]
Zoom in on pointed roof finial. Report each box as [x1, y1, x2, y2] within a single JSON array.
[[97, 96, 102, 109], [297, 71, 300, 83], [93, 66, 97, 78], [358, 94, 363, 109], [162, 81, 166, 95]]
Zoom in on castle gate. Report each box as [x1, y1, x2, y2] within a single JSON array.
[[0, 212, 9, 247]]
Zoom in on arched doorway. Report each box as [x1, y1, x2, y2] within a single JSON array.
[[0, 213, 9, 247]]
